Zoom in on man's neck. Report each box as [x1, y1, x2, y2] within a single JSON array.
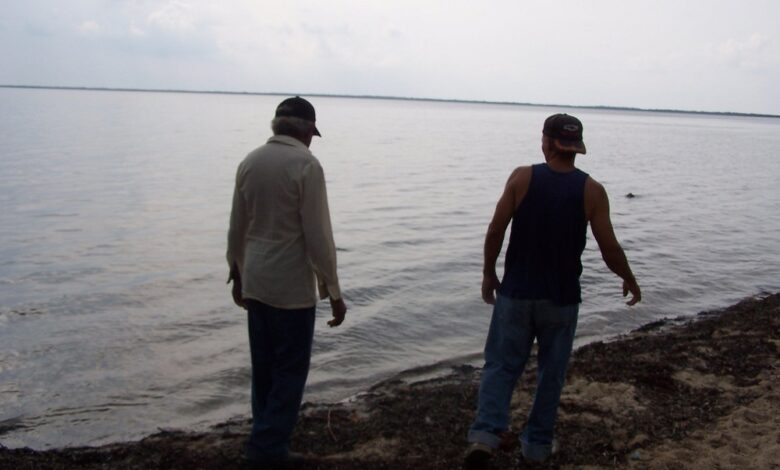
[[546, 155, 577, 172]]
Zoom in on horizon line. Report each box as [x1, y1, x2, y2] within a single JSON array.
[[2, 84, 778, 119]]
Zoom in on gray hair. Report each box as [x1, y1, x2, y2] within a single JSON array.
[[271, 116, 315, 138]]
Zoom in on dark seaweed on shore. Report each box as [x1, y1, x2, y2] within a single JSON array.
[[2, 293, 778, 469]]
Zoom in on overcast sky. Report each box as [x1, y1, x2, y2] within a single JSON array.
[[2, 1, 779, 115]]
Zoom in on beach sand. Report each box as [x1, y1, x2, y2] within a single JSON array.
[[2, 293, 778, 469]]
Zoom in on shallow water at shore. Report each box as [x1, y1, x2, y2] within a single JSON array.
[[2, 294, 777, 468], [1, 88, 779, 448]]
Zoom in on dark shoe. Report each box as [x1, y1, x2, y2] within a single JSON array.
[[464, 442, 494, 467], [519, 438, 558, 464]]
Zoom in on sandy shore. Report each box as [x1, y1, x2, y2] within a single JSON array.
[[2, 293, 778, 469]]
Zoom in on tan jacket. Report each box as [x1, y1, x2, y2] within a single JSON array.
[[227, 135, 342, 309]]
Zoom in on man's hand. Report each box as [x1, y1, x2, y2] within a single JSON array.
[[328, 297, 347, 327], [227, 269, 246, 309], [482, 272, 501, 305], [623, 279, 641, 306]]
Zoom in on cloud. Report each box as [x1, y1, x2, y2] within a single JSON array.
[[129, 24, 146, 37], [147, 1, 196, 33], [714, 33, 772, 69], [78, 20, 100, 34]]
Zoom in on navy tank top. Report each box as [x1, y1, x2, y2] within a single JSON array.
[[498, 163, 589, 305]]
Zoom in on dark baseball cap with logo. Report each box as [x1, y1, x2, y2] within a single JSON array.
[[543, 113, 586, 154], [275, 96, 321, 137]]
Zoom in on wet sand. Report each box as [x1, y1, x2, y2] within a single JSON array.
[[2, 293, 778, 469]]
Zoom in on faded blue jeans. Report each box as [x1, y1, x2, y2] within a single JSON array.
[[468, 295, 578, 461], [245, 299, 315, 462]]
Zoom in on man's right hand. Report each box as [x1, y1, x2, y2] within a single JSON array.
[[227, 267, 246, 309], [328, 298, 347, 327], [230, 276, 246, 309], [482, 273, 501, 305], [623, 279, 641, 306]]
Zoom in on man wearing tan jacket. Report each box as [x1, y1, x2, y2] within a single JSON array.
[[227, 96, 347, 466]]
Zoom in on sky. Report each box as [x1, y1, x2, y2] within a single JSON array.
[[1, 0, 779, 115]]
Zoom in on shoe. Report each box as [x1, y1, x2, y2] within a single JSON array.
[[520, 438, 558, 463], [464, 442, 494, 466]]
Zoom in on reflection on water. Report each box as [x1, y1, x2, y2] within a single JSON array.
[[1, 89, 779, 448]]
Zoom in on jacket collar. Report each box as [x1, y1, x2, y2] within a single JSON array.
[[267, 135, 311, 152]]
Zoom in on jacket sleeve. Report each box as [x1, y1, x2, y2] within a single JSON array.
[[300, 159, 342, 300], [226, 164, 248, 276]]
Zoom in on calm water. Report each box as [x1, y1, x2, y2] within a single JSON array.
[[1, 88, 779, 449]]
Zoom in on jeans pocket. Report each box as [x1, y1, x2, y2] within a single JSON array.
[[536, 302, 578, 328]]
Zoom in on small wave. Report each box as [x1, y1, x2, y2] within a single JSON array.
[[168, 367, 249, 414], [0, 416, 27, 436], [42, 400, 148, 420], [149, 316, 240, 344], [34, 212, 80, 218], [0, 350, 21, 373], [2, 307, 47, 318], [372, 205, 416, 213], [0, 277, 18, 286], [344, 284, 399, 306], [380, 238, 436, 248], [20, 267, 103, 285]]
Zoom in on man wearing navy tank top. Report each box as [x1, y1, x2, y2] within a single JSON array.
[[465, 114, 641, 466]]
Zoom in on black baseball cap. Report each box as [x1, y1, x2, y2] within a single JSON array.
[[275, 96, 321, 137], [543, 113, 586, 154]]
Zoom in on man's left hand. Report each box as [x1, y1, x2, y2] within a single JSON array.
[[328, 298, 347, 327], [623, 278, 641, 306]]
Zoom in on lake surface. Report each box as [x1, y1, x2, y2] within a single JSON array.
[[1, 88, 779, 449]]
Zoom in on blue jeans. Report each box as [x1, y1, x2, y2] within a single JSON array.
[[245, 299, 315, 462], [468, 295, 578, 461]]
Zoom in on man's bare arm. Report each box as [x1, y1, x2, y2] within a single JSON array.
[[482, 167, 531, 304], [586, 178, 641, 305]]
